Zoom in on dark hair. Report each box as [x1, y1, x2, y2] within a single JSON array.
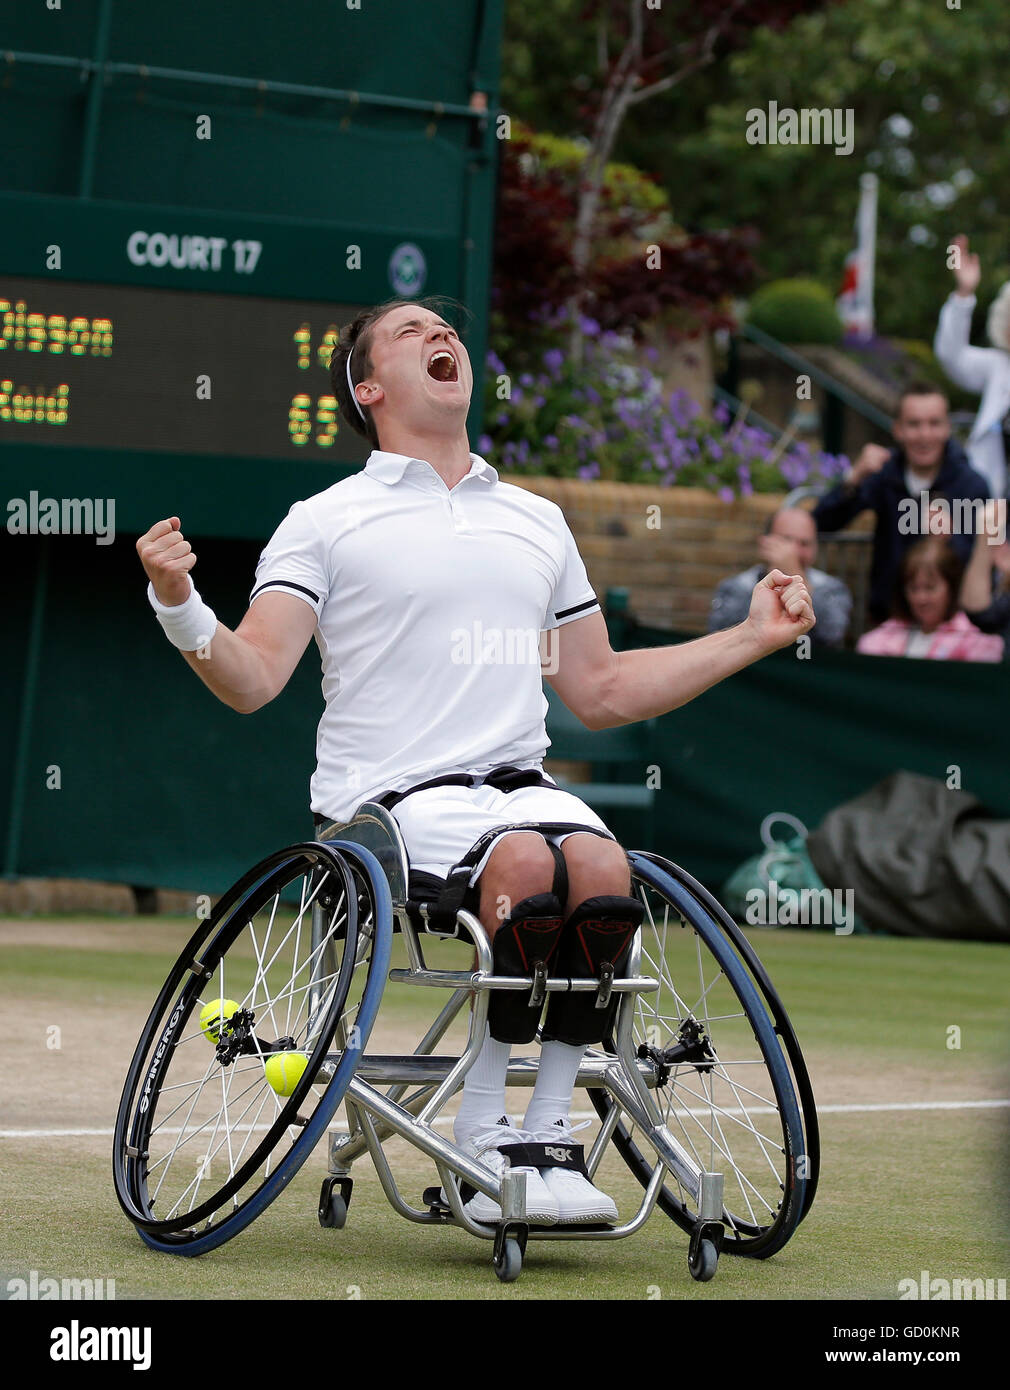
[[897, 379, 950, 415], [329, 295, 471, 448], [893, 537, 963, 623]]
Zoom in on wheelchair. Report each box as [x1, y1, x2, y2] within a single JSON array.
[[113, 801, 819, 1285]]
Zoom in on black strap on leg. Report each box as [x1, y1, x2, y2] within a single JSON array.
[[542, 895, 646, 1046], [418, 821, 610, 937], [545, 839, 569, 908]]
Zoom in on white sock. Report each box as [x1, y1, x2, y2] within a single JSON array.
[[523, 1040, 585, 1134], [453, 1025, 512, 1147]]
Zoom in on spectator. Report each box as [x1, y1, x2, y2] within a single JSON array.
[[813, 383, 989, 624], [960, 499, 1010, 659], [933, 233, 1010, 500], [708, 506, 851, 646], [857, 537, 1003, 662]]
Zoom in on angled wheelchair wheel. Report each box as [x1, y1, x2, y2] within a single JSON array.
[[113, 840, 391, 1255], [589, 852, 817, 1260]]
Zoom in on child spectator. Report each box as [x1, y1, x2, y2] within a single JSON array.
[[857, 537, 1003, 662]]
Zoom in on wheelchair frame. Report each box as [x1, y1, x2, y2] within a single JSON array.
[[114, 801, 818, 1286]]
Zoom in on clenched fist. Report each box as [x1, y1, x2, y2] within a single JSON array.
[[846, 442, 891, 487], [747, 568, 816, 652], [136, 517, 197, 606]]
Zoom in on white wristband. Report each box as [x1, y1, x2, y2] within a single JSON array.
[[147, 579, 218, 651]]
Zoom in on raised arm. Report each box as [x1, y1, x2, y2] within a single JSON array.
[[812, 443, 889, 534], [933, 234, 998, 395], [545, 569, 814, 730], [137, 517, 317, 713]]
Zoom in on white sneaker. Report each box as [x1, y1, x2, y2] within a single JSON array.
[[447, 1118, 559, 1226], [528, 1118, 619, 1225]]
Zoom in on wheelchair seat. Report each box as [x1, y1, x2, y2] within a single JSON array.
[[313, 799, 616, 939]]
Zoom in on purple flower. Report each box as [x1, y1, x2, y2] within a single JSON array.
[[533, 394, 546, 407], [496, 412, 509, 426], [545, 434, 559, 450], [718, 486, 735, 504], [478, 434, 493, 453], [714, 401, 731, 425], [487, 350, 507, 375], [579, 316, 601, 338], [543, 348, 564, 375], [585, 386, 601, 406], [577, 461, 601, 480]]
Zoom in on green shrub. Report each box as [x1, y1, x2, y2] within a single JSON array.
[[748, 278, 843, 345]]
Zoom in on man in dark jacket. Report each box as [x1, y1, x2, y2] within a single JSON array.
[[813, 382, 990, 622]]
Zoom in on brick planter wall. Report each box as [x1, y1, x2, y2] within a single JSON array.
[[503, 475, 875, 636]]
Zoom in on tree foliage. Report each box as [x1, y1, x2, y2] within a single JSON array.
[[491, 123, 759, 354], [503, 0, 1010, 341]]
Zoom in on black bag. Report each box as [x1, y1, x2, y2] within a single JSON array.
[[806, 771, 1010, 941]]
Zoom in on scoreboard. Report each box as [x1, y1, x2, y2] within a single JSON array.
[[1, 276, 369, 462], [0, 193, 483, 536]]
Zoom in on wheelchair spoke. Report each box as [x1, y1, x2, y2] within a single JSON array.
[[592, 863, 806, 1255]]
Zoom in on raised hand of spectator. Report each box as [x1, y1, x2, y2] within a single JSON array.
[[951, 234, 981, 298], [757, 532, 803, 576], [845, 442, 891, 487]]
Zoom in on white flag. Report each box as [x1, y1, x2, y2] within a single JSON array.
[[837, 173, 878, 339]]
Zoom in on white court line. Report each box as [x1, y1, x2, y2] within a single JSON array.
[[3, 1098, 1009, 1139]]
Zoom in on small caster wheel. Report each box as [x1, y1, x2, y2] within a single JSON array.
[[688, 1237, 718, 1282], [318, 1175, 352, 1228], [320, 1194, 347, 1229], [493, 1236, 523, 1283]]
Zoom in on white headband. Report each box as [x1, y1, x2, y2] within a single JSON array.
[[345, 348, 367, 422]]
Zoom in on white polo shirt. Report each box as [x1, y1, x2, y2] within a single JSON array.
[[249, 450, 601, 822]]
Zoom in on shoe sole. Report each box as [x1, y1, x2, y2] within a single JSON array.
[[439, 1190, 560, 1226], [553, 1210, 619, 1225], [465, 1202, 559, 1226]]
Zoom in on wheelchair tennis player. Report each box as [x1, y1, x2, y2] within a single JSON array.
[[136, 296, 814, 1227]]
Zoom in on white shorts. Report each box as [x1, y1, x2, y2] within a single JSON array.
[[390, 778, 616, 885]]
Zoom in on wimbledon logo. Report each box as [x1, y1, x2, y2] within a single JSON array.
[[389, 242, 427, 297]]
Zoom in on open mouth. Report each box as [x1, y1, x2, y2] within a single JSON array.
[[426, 350, 459, 383]]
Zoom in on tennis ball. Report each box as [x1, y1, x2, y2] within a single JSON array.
[[200, 998, 239, 1043], [264, 1051, 309, 1097]]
